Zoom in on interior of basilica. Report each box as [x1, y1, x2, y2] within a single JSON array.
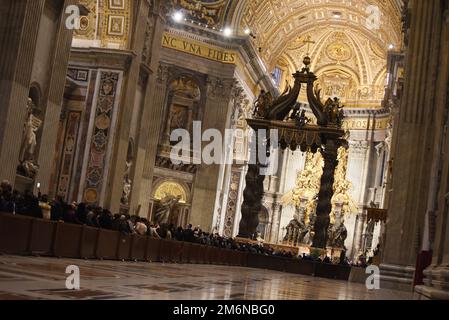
[[0, 0, 448, 301]]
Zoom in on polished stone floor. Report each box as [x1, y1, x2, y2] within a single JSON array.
[[0, 255, 412, 300]]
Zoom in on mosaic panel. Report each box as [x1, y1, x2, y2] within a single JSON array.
[[57, 112, 82, 200], [83, 71, 121, 204]]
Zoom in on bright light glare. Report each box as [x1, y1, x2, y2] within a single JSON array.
[[223, 27, 233, 37], [172, 11, 184, 23]]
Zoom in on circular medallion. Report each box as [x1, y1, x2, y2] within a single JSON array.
[[326, 42, 352, 61], [95, 113, 111, 130], [79, 16, 89, 31], [84, 188, 98, 203]]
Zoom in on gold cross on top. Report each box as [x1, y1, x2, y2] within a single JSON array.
[[303, 35, 316, 56]]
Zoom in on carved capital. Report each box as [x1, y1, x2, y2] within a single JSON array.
[[207, 76, 234, 99], [230, 80, 249, 122], [156, 63, 170, 84], [142, 17, 155, 64]]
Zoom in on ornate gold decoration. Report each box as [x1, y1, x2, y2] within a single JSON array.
[[326, 42, 352, 62], [162, 32, 237, 64], [282, 147, 357, 225], [74, 0, 131, 49], [281, 152, 323, 223], [173, 0, 229, 28], [154, 181, 188, 204], [330, 147, 358, 222], [170, 76, 201, 100]]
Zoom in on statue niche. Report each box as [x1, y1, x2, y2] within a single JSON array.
[[152, 181, 189, 227], [17, 98, 42, 179], [153, 195, 182, 226], [120, 139, 134, 210]]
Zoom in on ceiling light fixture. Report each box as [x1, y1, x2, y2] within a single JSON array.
[[223, 27, 233, 37], [172, 11, 184, 23]]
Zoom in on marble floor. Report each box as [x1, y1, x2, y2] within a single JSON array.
[[0, 255, 412, 300]]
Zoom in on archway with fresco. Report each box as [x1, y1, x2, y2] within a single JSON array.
[[151, 180, 191, 227]]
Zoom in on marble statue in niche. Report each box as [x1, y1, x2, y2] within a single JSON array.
[[121, 141, 134, 207], [121, 159, 132, 206], [153, 195, 182, 225], [170, 105, 188, 131], [17, 98, 42, 179], [283, 207, 308, 245], [328, 220, 348, 248]]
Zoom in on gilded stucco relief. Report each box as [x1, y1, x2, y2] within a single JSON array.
[[74, 0, 131, 49]]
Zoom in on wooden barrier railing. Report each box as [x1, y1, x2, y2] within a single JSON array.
[[0, 212, 351, 280]]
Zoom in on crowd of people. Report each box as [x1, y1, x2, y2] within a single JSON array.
[[1, 180, 357, 266]]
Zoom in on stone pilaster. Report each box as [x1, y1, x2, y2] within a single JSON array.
[[351, 210, 366, 260], [269, 202, 282, 244], [381, 0, 445, 291], [36, 0, 76, 195], [190, 76, 234, 231], [0, 0, 45, 183], [131, 4, 168, 217], [104, 0, 148, 214], [414, 5, 449, 300], [137, 62, 171, 217]]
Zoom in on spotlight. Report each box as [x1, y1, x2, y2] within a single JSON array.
[[244, 28, 251, 35], [388, 44, 395, 50], [223, 27, 233, 37], [172, 11, 184, 23]]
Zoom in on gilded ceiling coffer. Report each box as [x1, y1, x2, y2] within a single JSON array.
[[238, 56, 347, 249]]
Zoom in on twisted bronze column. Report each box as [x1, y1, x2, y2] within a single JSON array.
[[312, 139, 339, 248], [237, 163, 265, 238]]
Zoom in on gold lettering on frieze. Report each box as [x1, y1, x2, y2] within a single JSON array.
[[162, 33, 237, 64], [343, 118, 389, 130]]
